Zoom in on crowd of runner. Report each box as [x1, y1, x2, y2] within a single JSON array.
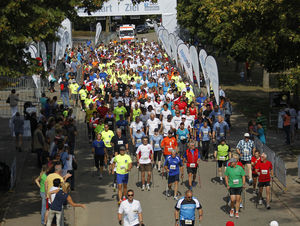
[[23, 39, 278, 226]]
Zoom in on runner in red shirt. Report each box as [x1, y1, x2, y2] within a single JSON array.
[[255, 153, 273, 209], [251, 150, 260, 193]]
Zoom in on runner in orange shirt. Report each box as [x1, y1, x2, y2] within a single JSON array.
[[161, 130, 178, 157]]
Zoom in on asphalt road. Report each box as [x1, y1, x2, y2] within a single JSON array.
[[72, 123, 300, 226]]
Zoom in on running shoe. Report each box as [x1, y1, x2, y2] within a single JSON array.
[[146, 184, 150, 191], [249, 179, 253, 186], [141, 184, 145, 191], [99, 174, 103, 179], [192, 181, 196, 187], [189, 186, 193, 191], [259, 199, 263, 205], [235, 212, 239, 218], [267, 205, 271, 209], [174, 196, 178, 200], [167, 190, 171, 197], [240, 203, 243, 208], [229, 209, 234, 218]]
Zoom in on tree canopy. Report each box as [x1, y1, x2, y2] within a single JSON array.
[[177, 0, 300, 74], [0, 0, 111, 76]]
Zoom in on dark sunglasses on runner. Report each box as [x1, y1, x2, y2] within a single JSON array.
[[127, 194, 134, 197]]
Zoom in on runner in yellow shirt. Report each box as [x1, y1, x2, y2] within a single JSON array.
[[69, 80, 79, 107], [101, 124, 115, 161], [112, 147, 132, 205]]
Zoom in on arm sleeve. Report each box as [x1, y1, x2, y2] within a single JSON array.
[[195, 198, 202, 209], [118, 203, 124, 214], [137, 201, 142, 213]]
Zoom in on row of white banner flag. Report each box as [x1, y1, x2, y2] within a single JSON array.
[[23, 18, 73, 71], [155, 24, 220, 105]]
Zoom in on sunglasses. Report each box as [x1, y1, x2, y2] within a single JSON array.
[[127, 194, 134, 197], [186, 196, 192, 199]]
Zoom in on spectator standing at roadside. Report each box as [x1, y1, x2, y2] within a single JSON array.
[[12, 112, 24, 152], [7, 89, 19, 116], [60, 77, 70, 108]]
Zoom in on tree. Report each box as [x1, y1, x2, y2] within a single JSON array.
[[0, 0, 151, 77], [177, 0, 300, 76]]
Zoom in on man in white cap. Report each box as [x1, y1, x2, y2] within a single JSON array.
[[270, 221, 279, 226], [236, 133, 256, 185]]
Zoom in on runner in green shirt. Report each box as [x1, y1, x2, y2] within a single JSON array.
[[113, 101, 127, 121], [225, 158, 245, 218]]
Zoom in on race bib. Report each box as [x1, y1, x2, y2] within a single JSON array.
[[185, 220, 193, 225], [190, 163, 196, 168], [168, 148, 173, 152], [120, 165, 126, 169], [203, 131, 208, 135], [125, 103, 129, 106], [219, 156, 225, 161], [105, 141, 110, 145], [261, 170, 268, 175], [154, 144, 159, 148], [142, 156, 148, 160], [137, 139, 141, 143], [220, 132, 224, 136], [170, 165, 176, 170], [180, 136, 185, 140], [108, 121, 112, 125], [233, 179, 239, 184], [244, 148, 250, 154], [118, 140, 123, 145]]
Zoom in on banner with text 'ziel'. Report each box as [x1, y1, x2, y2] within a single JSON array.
[[199, 49, 210, 95], [189, 45, 200, 88], [178, 44, 193, 82], [205, 56, 219, 105]]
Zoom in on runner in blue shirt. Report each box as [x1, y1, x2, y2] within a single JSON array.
[[92, 133, 106, 178], [175, 190, 203, 226], [132, 129, 145, 151], [164, 150, 183, 200], [150, 128, 163, 172], [176, 123, 190, 158], [199, 121, 212, 160]]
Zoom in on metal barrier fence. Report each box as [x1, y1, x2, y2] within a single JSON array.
[[0, 76, 49, 118], [254, 137, 287, 187], [298, 155, 300, 179]]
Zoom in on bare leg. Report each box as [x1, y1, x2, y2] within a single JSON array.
[[235, 195, 241, 212], [118, 184, 122, 201], [147, 171, 151, 184], [174, 181, 178, 197], [141, 171, 145, 186]]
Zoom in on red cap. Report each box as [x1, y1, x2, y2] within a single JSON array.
[[226, 221, 234, 226]]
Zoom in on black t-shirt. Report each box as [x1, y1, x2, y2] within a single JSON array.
[[111, 135, 128, 153]]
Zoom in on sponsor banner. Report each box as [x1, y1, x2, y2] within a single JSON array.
[[162, 29, 171, 56], [56, 18, 72, 65], [95, 22, 102, 46], [39, 42, 47, 71], [199, 49, 210, 95], [178, 44, 193, 82], [189, 45, 200, 88], [205, 56, 219, 105], [169, 33, 178, 65], [77, 0, 176, 16]]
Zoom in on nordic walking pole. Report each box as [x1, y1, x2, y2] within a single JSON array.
[[198, 165, 201, 188], [152, 168, 154, 189], [243, 187, 246, 209], [271, 177, 273, 202]]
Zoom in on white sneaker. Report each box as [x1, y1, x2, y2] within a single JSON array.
[[174, 196, 178, 200], [259, 199, 263, 205], [240, 203, 243, 208], [154, 165, 157, 169], [146, 184, 150, 191], [99, 174, 103, 179], [141, 184, 145, 191]]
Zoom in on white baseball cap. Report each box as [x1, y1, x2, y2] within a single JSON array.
[[244, 133, 250, 137], [270, 221, 279, 226]]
